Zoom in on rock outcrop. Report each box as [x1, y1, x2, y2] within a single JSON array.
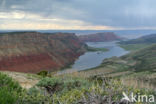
[[0, 32, 86, 73]]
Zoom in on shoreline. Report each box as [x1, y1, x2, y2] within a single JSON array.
[[58, 41, 129, 74]]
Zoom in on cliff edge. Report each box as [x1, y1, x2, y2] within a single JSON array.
[[0, 32, 86, 73]]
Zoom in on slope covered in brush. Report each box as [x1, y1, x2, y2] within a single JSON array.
[[83, 44, 156, 90], [121, 44, 156, 71]]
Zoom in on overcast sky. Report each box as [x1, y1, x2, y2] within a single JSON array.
[[0, 0, 156, 30]]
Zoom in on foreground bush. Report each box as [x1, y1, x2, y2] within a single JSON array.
[[1, 72, 154, 104], [37, 77, 90, 95], [35, 76, 154, 104], [0, 72, 22, 104], [37, 70, 48, 77]]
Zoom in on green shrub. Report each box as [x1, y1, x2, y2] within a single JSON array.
[[63, 78, 90, 91], [37, 70, 48, 77], [37, 77, 91, 95], [53, 89, 86, 104], [18, 87, 49, 104], [0, 87, 18, 104], [35, 75, 154, 104], [37, 77, 63, 95], [0, 72, 22, 104]]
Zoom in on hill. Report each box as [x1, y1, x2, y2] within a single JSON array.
[[120, 44, 156, 71], [118, 34, 156, 51], [0, 42, 155, 104], [119, 34, 156, 44], [0, 32, 86, 73], [83, 44, 156, 90], [86, 44, 156, 74], [78, 32, 122, 42]]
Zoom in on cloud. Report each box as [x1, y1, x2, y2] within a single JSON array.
[[0, 0, 156, 30], [0, 19, 116, 30]]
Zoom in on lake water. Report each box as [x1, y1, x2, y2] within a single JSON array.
[[58, 41, 129, 74]]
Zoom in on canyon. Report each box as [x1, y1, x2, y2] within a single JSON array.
[[0, 32, 86, 73]]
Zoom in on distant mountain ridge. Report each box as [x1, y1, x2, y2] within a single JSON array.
[[0, 32, 86, 73], [119, 34, 156, 44], [78, 32, 123, 42]]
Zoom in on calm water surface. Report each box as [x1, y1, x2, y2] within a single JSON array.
[[58, 41, 129, 74]]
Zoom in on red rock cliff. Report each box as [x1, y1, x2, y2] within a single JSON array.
[[78, 32, 122, 42], [0, 32, 86, 73]]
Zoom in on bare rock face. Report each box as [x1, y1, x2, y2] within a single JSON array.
[[0, 32, 86, 73], [78, 32, 123, 42]]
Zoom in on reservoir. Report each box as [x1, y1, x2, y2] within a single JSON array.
[[58, 41, 129, 74]]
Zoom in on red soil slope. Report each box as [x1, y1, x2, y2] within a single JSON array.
[[0, 32, 86, 73]]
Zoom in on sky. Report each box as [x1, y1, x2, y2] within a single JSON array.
[[0, 0, 156, 30]]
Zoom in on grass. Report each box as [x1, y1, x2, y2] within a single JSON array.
[[22, 73, 156, 103], [1, 71, 40, 89], [119, 43, 154, 51], [119, 71, 156, 90], [1, 69, 155, 104], [80, 44, 156, 92]]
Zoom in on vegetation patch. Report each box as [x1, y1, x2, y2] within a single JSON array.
[[119, 43, 153, 51], [0, 71, 155, 104], [86, 46, 109, 52], [0, 72, 23, 104]]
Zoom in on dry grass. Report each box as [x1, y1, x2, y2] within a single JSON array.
[[105, 71, 132, 77], [121, 77, 156, 90], [58, 69, 156, 91], [0, 71, 40, 89]]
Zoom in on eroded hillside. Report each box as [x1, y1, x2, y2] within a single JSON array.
[[0, 32, 86, 73]]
